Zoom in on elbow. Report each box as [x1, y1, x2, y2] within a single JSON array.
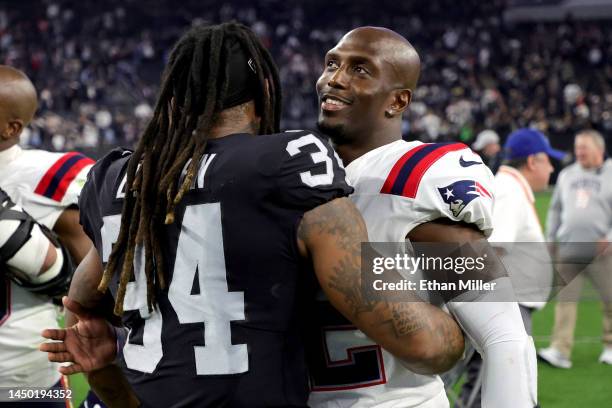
[[397, 333, 465, 375]]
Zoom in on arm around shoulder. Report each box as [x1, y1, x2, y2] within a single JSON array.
[[298, 197, 464, 374]]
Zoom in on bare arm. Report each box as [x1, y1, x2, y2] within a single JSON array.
[[41, 296, 139, 408], [408, 219, 505, 283], [53, 207, 93, 264], [62, 214, 121, 327], [87, 365, 140, 408], [43, 247, 137, 406], [297, 197, 464, 375], [408, 218, 486, 243], [65, 246, 106, 327]]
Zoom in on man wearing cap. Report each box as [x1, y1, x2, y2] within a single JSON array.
[[491, 128, 566, 328], [538, 129, 612, 368], [458, 128, 563, 406], [472, 129, 502, 173]]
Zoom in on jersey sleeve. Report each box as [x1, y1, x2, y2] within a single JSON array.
[[275, 130, 353, 211], [12, 151, 94, 229], [412, 146, 495, 236], [378, 144, 494, 238], [79, 148, 131, 244], [33, 152, 95, 207]]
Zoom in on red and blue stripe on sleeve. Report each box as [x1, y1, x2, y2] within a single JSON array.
[[34, 152, 94, 202], [380, 143, 466, 198]]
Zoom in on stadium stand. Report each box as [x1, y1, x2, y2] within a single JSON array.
[[1, 0, 610, 157]]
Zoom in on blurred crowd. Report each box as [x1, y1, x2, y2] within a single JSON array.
[[1, 0, 610, 157]]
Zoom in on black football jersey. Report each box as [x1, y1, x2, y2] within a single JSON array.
[[79, 130, 353, 408]]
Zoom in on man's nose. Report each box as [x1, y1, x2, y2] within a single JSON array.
[[328, 67, 348, 89]]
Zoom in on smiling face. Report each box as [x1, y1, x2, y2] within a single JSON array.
[[574, 133, 604, 169], [316, 27, 420, 148], [316, 38, 392, 145]]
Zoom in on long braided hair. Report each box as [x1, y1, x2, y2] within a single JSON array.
[[99, 22, 282, 315]]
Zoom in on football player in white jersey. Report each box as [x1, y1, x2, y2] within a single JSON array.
[[0, 65, 95, 406], [310, 27, 537, 408]]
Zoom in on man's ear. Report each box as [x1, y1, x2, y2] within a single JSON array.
[[0, 119, 24, 140], [526, 154, 537, 170], [385, 89, 412, 118]]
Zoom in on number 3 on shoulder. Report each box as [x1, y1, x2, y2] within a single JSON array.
[[286, 134, 339, 187]]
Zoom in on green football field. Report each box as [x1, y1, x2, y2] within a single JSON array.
[[531, 191, 612, 407], [67, 191, 612, 407]]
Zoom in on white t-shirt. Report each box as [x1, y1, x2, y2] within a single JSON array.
[[489, 165, 552, 309]]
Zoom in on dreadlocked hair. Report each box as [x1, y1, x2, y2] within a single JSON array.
[[99, 22, 282, 316]]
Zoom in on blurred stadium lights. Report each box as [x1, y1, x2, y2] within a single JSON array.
[[505, 0, 612, 22]]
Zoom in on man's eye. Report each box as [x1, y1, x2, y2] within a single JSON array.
[[326, 60, 339, 69], [354, 66, 367, 74]]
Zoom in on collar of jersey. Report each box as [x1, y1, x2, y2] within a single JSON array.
[[345, 139, 406, 173], [206, 132, 253, 146], [0, 145, 22, 167]]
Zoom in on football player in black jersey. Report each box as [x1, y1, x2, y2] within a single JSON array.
[[41, 23, 464, 408]]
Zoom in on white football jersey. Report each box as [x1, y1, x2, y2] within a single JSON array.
[[0, 145, 92, 392], [308, 140, 494, 408]]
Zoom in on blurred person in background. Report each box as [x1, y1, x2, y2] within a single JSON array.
[[471, 129, 502, 173], [538, 130, 612, 368], [459, 128, 563, 406]]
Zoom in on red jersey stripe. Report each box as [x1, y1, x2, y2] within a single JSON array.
[[475, 181, 492, 198], [34, 152, 80, 197], [402, 143, 466, 198], [51, 157, 94, 201], [380, 144, 428, 194]]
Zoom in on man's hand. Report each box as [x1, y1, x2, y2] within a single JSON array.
[[40, 296, 117, 375]]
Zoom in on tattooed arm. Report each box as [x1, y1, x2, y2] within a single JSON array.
[[297, 197, 464, 375]]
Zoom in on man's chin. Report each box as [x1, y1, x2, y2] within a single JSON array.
[[317, 119, 350, 145]]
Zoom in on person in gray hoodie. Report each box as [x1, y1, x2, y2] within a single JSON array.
[[538, 129, 612, 368]]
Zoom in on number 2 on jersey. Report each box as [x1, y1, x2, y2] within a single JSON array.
[[100, 203, 247, 375], [308, 302, 386, 391]]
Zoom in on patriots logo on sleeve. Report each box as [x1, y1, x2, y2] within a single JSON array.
[[437, 180, 491, 217]]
